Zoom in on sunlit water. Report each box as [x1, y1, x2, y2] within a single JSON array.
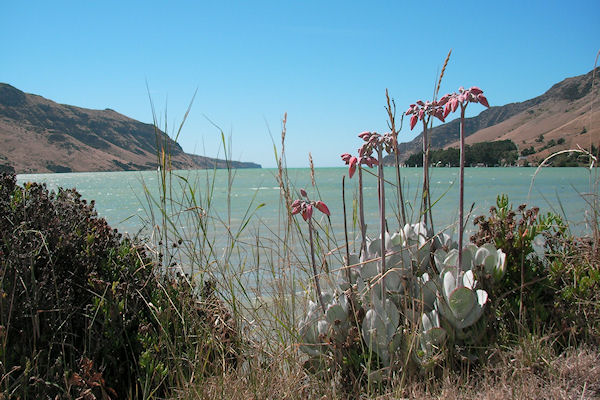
[[17, 167, 595, 296], [18, 167, 594, 238]]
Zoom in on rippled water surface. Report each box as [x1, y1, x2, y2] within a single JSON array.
[[18, 167, 593, 238]]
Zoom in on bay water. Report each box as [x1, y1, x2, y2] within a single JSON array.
[[17, 167, 594, 296], [17, 167, 594, 238]]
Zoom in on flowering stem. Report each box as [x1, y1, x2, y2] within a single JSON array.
[[308, 218, 326, 314], [457, 103, 467, 284], [378, 146, 386, 298], [358, 166, 367, 257], [421, 120, 430, 227], [342, 176, 353, 288]]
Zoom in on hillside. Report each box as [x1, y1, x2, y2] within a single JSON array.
[[384, 67, 600, 165], [0, 83, 260, 173]]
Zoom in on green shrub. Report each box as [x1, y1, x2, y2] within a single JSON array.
[[0, 173, 240, 399], [547, 237, 600, 344], [471, 195, 566, 341]]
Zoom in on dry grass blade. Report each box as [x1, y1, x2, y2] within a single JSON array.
[[435, 49, 452, 99]]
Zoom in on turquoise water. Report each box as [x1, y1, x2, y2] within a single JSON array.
[[17, 167, 594, 239]]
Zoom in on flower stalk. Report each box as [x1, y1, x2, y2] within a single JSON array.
[[440, 86, 489, 283], [291, 192, 331, 314]]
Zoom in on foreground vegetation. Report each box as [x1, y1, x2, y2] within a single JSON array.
[[1, 54, 599, 399]]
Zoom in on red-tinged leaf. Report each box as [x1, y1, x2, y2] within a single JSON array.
[[302, 204, 313, 221], [291, 205, 301, 215], [478, 94, 489, 108], [410, 114, 418, 130], [341, 153, 352, 163], [292, 199, 301, 208], [300, 188, 307, 197], [315, 201, 330, 216], [416, 100, 425, 106], [469, 86, 483, 95], [438, 94, 450, 106], [418, 109, 424, 120]]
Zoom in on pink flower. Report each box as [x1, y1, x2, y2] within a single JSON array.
[[341, 153, 359, 178], [405, 99, 445, 130], [477, 94, 489, 108], [291, 199, 302, 215], [291, 197, 331, 221], [315, 201, 330, 216], [410, 114, 418, 130], [358, 131, 372, 140], [301, 204, 313, 221], [442, 86, 490, 116]]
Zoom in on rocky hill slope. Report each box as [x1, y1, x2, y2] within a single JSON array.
[[0, 83, 260, 173], [384, 67, 599, 165]]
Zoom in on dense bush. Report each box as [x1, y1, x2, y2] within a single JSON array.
[[469, 194, 600, 346], [547, 237, 600, 344], [0, 173, 239, 399]]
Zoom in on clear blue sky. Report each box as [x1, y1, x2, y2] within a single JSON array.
[[2, 1, 598, 168]]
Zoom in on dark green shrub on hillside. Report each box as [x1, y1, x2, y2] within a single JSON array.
[[521, 146, 535, 156], [0, 173, 240, 399], [405, 140, 518, 167]]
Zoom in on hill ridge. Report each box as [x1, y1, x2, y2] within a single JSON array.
[[384, 67, 599, 164], [0, 83, 261, 173]]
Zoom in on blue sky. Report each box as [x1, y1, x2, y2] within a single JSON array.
[[2, 1, 599, 168]]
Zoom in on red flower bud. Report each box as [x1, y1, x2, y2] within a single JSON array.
[[410, 114, 418, 130], [469, 86, 483, 95], [315, 201, 330, 216], [443, 104, 451, 118], [477, 94, 489, 108], [291, 199, 302, 215], [302, 204, 313, 221], [358, 131, 371, 140], [348, 156, 358, 178], [451, 98, 459, 112], [300, 188, 307, 198]]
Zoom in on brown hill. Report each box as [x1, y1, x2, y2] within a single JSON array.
[[0, 83, 260, 173], [384, 67, 600, 164]]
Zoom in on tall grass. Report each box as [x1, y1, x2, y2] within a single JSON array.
[[131, 58, 600, 398]]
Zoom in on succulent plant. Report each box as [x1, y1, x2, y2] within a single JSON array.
[[420, 309, 447, 356], [400, 222, 433, 272], [362, 295, 401, 366], [337, 253, 360, 291], [436, 268, 488, 331], [474, 243, 506, 281], [299, 292, 351, 356]]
